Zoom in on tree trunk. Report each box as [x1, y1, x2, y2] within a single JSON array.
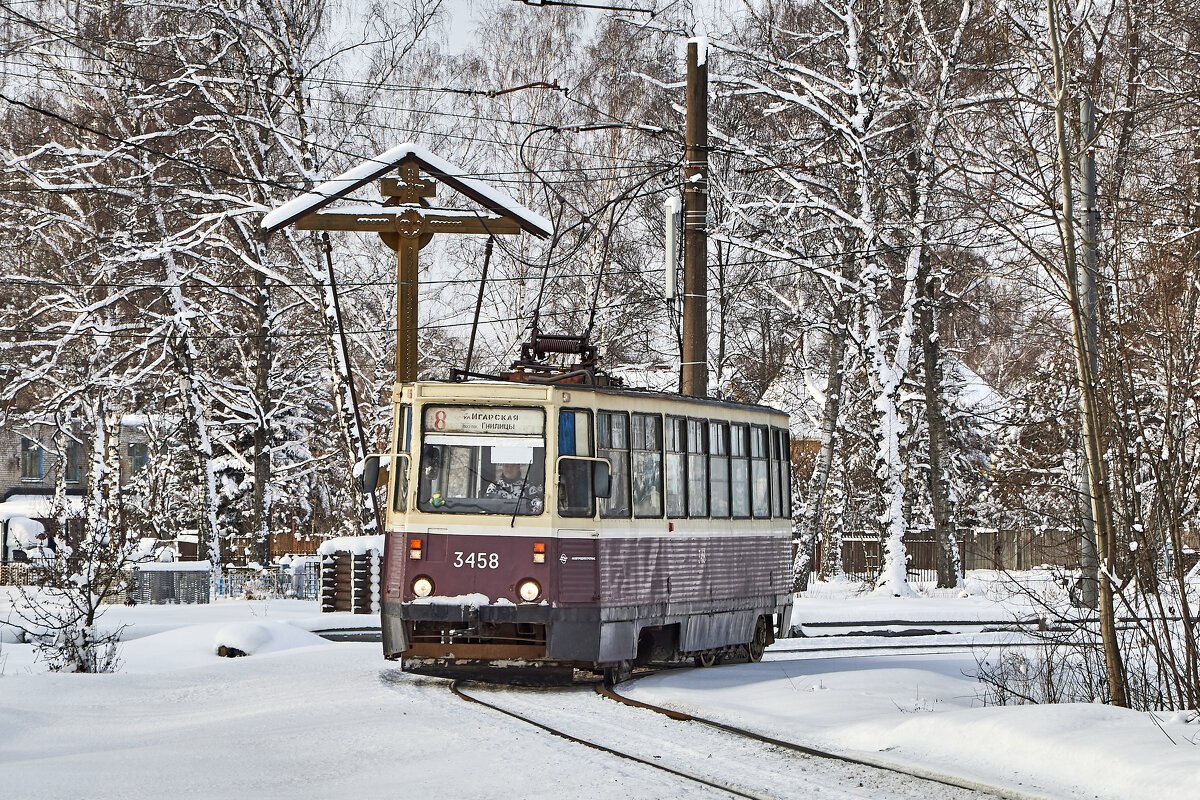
[[918, 271, 959, 588], [793, 298, 849, 590], [253, 270, 272, 566], [1047, 0, 1127, 706]]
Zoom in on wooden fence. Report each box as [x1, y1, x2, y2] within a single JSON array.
[[0, 563, 33, 586], [816, 528, 1091, 582], [270, 528, 321, 557]]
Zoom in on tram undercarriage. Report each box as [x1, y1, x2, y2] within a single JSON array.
[[384, 598, 788, 684]]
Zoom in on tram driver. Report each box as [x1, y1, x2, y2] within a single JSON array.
[[487, 459, 544, 513]]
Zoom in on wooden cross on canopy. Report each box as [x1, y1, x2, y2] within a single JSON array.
[[262, 144, 553, 383]]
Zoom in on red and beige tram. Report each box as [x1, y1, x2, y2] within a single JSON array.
[[377, 380, 793, 682]]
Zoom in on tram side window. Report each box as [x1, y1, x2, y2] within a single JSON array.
[[392, 454, 409, 512], [687, 419, 708, 517], [559, 409, 593, 456], [730, 423, 751, 518], [398, 403, 412, 452], [770, 427, 788, 518], [631, 413, 663, 518], [558, 409, 595, 518], [751, 426, 770, 518], [558, 458, 594, 517], [598, 411, 631, 518], [665, 416, 686, 518], [709, 421, 730, 518]]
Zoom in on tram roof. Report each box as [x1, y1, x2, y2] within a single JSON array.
[[400, 380, 789, 420]]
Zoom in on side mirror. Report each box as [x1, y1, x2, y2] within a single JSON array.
[[358, 455, 382, 494], [592, 460, 612, 499]]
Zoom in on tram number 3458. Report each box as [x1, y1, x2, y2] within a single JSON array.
[[452, 551, 500, 569]]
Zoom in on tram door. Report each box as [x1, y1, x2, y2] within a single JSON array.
[[557, 407, 600, 603], [557, 532, 598, 603]]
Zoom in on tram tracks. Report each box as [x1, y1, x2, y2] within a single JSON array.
[[449, 677, 1039, 800], [769, 637, 1032, 658], [451, 679, 772, 800], [595, 683, 1045, 800]]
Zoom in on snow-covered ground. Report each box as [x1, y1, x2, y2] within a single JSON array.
[[1, 573, 1197, 799]]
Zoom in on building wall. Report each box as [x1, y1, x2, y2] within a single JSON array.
[[0, 425, 79, 499], [0, 421, 153, 500]]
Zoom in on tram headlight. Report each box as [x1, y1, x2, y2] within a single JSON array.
[[412, 576, 434, 598], [517, 579, 541, 603]]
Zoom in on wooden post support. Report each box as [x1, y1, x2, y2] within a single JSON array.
[[293, 156, 527, 385]]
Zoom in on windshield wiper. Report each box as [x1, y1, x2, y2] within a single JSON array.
[[509, 472, 531, 528]]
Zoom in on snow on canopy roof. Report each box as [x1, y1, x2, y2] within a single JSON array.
[[262, 143, 553, 238], [7, 516, 45, 548], [317, 534, 385, 557], [0, 494, 84, 521]]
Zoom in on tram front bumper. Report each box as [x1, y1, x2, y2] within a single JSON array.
[[396, 600, 555, 626], [383, 601, 601, 663]]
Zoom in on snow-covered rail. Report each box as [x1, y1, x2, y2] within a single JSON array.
[[598, 683, 1043, 800], [451, 680, 770, 799], [450, 679, 1017, 800]]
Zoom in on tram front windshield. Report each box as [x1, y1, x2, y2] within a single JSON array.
[[417, 434, 546, 516]]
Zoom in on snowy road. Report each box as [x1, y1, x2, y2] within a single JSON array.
[[5, 591, 1198, 799], [0, 640, 992, 800]]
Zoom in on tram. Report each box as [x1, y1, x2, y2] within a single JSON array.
[[374, 379, 794, 683]]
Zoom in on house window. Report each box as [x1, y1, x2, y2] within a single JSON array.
[[20, 437, 42, 481], [65, 441, 82, 484], [128, 442, 149, 475]]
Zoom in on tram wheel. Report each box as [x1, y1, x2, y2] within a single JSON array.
[[747, 617, 769, 663], [694, 650, 718, 668], [603, 660, 632, 688]]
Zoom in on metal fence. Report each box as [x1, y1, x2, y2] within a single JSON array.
[[217, 562, 320, 601], [819, 533, 969, 583], [1, 559, 322, 605], [130, 567, 211, 604]]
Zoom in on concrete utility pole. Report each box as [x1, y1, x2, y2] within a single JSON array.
[[681, 39, 709, 398], [1078, 97, 1100, 609]]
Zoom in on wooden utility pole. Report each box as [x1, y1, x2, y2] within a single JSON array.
[[264, 146, 551, 386], [681, 39, 709, 398], [262, 144, 550, 546]]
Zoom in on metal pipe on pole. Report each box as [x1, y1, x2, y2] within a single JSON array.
[[681, 39, 709, 398]]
